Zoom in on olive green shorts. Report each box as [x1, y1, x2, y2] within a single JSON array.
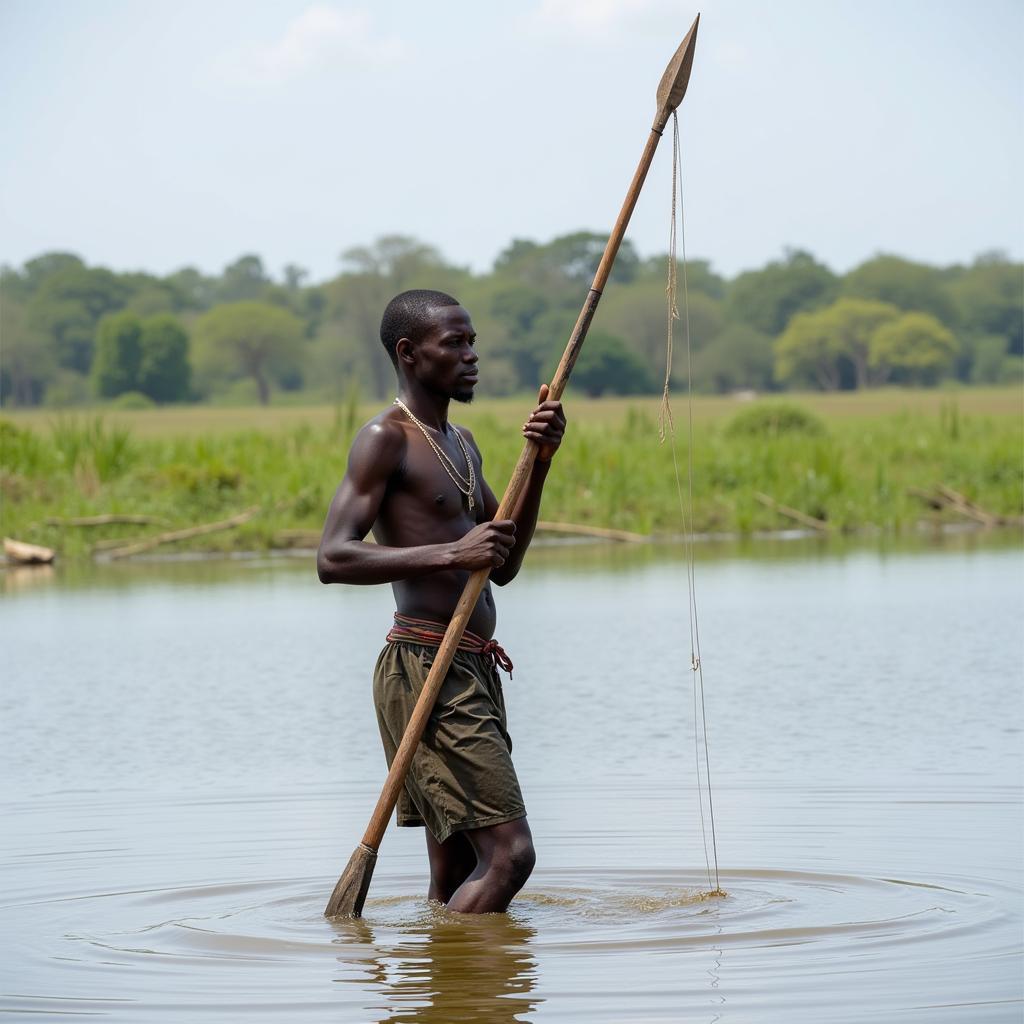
[[372, 641, 526, 844]]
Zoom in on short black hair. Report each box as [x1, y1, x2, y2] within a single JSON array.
[[380, 289, 461, 365]]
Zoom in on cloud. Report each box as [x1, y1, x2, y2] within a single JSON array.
[[530, 0, 680, 36], [213, 5, 404, 85]]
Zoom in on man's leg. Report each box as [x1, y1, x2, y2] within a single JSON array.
[[445, 818, 536, 914], [425, 829, 477, 904]]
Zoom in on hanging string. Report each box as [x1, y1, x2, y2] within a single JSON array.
[[660, 110, 721, 895]]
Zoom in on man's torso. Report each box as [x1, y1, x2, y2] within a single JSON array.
[[373, 409, 497, 638]]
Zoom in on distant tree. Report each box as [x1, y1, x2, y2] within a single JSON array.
[[572, 330, 654, 397], [842, 255, 956, 327], [27, 266, 131, 372], [192, 302, 303, 405], [507, 308, 577, 388], [491, 287, 549, 336], [22, 252, 85, 293], [598, 283, 724, 384], [869, 312, 958, 385], [165, 266, 218, 310], [949, 253, 1024, 357], [690, 324, 774, 393], [0, 293, 55, 405], [774, 308, 844, 390], [92, 312, 142, 398], [727, 249, 837, 336], [494, 232, 639, 290], [138, 315, 190, 402], [283, 263, 309, 292], [327, 236, 466, 398], [772, 298, 902, 390], [219, 255, 270, 303], [636, 257, 727, 300], [821, 298, 902, 388], [341, 235, 450, 285]]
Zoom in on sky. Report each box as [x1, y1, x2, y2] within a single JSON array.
[[1, 0, 1021, 284]]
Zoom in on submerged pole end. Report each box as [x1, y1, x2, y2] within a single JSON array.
[[324, 843, 377, 919]]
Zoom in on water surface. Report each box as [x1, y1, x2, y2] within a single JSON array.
[[2, 538, 1021, 1021]]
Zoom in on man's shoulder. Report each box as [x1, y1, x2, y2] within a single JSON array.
[[348, 408, 408, 470]]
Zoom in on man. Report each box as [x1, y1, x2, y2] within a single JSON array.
[[317, 289, 566, 913]]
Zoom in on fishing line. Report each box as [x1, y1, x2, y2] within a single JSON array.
[[660, 110, 721, 894]]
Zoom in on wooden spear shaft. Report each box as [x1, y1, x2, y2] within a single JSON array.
[[325, 13, 700, 919]]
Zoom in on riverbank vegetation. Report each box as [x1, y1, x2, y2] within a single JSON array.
[[2, 391, 1020, 559]]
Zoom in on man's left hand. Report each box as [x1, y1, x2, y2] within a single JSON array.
[[523, 384, 566, 463]]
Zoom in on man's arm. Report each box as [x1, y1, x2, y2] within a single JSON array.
[[476, 385, 566, 587], [317, 418, 516, 585]]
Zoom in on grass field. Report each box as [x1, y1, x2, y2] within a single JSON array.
[[2, 388, 1021, 559], [4, 386, 1021, 437]]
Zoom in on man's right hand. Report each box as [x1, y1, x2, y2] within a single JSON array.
[[450, 520, 517, 570]]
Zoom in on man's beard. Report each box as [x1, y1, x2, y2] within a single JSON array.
[[452, 389, 475, 404]]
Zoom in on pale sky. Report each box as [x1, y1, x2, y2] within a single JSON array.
[[1, 0, 1021, 283]]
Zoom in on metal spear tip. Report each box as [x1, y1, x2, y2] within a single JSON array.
[[654, 13, 700, 132]]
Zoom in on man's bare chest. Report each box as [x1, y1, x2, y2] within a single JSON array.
[[397, 439, 482, 522]]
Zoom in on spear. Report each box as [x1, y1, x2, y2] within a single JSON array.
[[325, 13, 701, 918]]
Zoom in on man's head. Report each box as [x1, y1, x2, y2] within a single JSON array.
[[380, 289, 461, 366], [381, 289, 479, 402]]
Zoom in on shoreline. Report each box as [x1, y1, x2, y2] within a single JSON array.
[[3, 517, 1019, 569]]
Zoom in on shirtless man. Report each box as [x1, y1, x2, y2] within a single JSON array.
[[317, 289, 566, 913]]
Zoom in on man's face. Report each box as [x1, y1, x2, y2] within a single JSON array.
[[408, 305, 479, 403]]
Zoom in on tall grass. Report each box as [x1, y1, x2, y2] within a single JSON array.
[[1, 400, 1020, 557]]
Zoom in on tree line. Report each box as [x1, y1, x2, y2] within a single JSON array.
[[1, 236, 1020, 407]]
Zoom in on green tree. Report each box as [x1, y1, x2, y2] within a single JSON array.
[[27, 266, 131, 372], [774, 308, 844, 390], [341, 235, 453, 286], [165, 266, 218, 311], [572, 330, 654, 397], [690, 324, 774, 393], [596, 283, 725, 391], [193, 302, 304, 404], [491, 287, 549, 336], [22, 252, 85, 293], [91, 312, 142, 398], [219, 254, 271, 303], [138, 315, 190, 402], [325, 236, 467, 398], [507, 308, 577, 388], [842, 255, 956, 327], [727, 249, 837, 336], [949, 252, 1024, 357], [494, 232, 640, 291], [869, 312, 958, 385], [0, 293, 56, 405], [821, 298, 901, 388]]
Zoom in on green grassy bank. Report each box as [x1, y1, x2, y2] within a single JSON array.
[[2, 389, 1021, 559]]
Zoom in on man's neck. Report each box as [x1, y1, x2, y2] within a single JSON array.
[[396, 387, 450, 432]]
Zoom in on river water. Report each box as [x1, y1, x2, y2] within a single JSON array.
[[2, 536, 1021, 1022]]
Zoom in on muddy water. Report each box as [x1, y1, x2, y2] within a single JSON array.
[[2, 539, 1021, 1021]]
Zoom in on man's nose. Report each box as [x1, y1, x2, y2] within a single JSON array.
[[464, 346, 478, 363]]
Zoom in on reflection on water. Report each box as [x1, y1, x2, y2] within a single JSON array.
[[1, 537, 1021, 1021], [334, 910, 540, 1024]]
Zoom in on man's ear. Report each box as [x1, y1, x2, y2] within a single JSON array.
[[395, 337, 416, 365]]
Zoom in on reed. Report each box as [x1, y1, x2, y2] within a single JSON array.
[[1, 398, 1020, 558]]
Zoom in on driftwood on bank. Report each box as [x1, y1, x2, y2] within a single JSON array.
[[4, 537, 56, 564], [908, 484, 1019, 527], [535, 520, 649, 543], [45, 514, 170, 527], [754, 492, 830, 532], [97, 506, 260, 560]]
